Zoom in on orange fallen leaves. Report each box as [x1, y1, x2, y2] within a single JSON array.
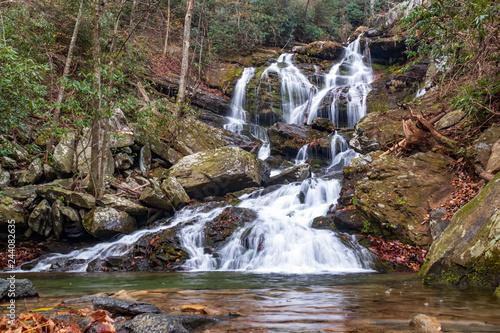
[[364, 235, 427, 271]]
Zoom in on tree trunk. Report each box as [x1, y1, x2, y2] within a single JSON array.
[[176, 0, 195, 105], [129, 0, 139, 46], [46, 0, 85, 151], [89, 0, 105, 199], [163, 0, 170, 56]]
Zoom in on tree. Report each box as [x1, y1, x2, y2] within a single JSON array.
[[176, 0, 195, 105]]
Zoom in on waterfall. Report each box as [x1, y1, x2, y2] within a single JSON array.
[[327, 132, 358, 172], [295, 143, 309, 165], [181, 179, 373, 273], [224, 67, 256, 134]]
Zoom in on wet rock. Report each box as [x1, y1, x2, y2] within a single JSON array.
[[0, 136, 29, 162], [470, 125, 500, 175], [28, 199, 52, 237], [369, 37, 407, 65], [169, 147, 268, 200], [99, 194, 149, 216], [265, 164, 311, 186], [486, 140, 500, 174], [17, 158, 43, 186], [140, 145, 151, 176], [311, 118, 334, 132], [115, 153, 134, 170], [292, 41, 344, 61], [268, 122, 328, 158], [311, 215, 335, 230], [409, 314, 442, 332], [338, 152, 454, 246], [116, 314, 217, 333], [0, 196, 25, 229], [181, 305, 206, 313], [0, 278, 38, 301], [435, 109, 466, 130], [333, 209, 366, 233], [83, 207, 136, 240], [36, 187, 96, 209], [420, 172, 500, 287], [205, 207, 258, 252], [92, 297, 161, 315], [160, 177, 190, 209]]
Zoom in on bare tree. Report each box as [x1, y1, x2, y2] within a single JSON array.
[[163, 0, 170, 56], [176, 0, 195, 105]]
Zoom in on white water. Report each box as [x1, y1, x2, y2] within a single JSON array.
[[182, 178, 373, 273], [327, 132, 358, 172], [289, 36, 374, 127], [224, 67, 255, 134], [295, 143, 310, 165]]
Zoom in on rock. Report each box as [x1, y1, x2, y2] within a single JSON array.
[[114, 153, 134, 170], [160, 177, 190, 209], [75, 131, 115, 177], [181, 305, 206, 313], [204, 61, 244, 95], [268, 122, 328, 158], [0, 166, 10, 186], [116, 314, 216, 333], [52, 134, 76, 173], [205, 207, 258, 252], [99, 194, 149, 216], [83, 207, 136, 240], [1, 185, 38, 200], [486, 140, 500, 174], [92, 297, 161, 315], [265, 164, 311, 186], [471, 126, 500, 174], [1, 156, 18, 169], [338, 152, 454, 246], [169, 147, 268, 200], [28, 199, 52, 237], [311, 118, 334, 132], [140, 145, 152, 176], [191, 89, 232, 116], [109, 108, 135, 148], [419, 172, 500, 287], [43, 163, 57, 181], [292, 41, 344, 61], [365, 28, 383, 37], [0, 196, 25, 229], [385, 0, 427, 28], [409, 314, 442, 332], [428, 208, 448, 242], [333, 209, 366, 233], [36, 187, 96, 209], [0, 136, 29, 162], [50, 200, 64, 239], [368, 37, 407, 65], [311, 215, 335, 230], [17, 158, 43, 186], [435, 109, 466, 130], [0, 278, 38, 301], [140, 187, 175, 212]]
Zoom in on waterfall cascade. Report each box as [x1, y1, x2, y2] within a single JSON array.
[[26, 36, 374, 274]]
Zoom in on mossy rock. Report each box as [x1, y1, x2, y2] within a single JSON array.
[[420, 172, 500, 288], [293, 41, 344, 61], [204, 62, 244, 96]]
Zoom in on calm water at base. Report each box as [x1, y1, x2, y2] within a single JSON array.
[[1, 271, 500, 332]]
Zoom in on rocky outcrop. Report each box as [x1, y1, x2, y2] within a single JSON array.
[[338, 152, 454, 246], [419, 172, 500, 287], [169, 147, 268, 200], [268, 122, 330, 158], [369, 37, 407, 65], [292, 41, 344, 61], [83, 207, 136, 240], [204, 62, 244, 95]]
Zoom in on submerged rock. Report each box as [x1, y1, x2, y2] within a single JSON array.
[[409, 314, 442, 332], [420, 172, 500, 287], [83, 207, 136, 240], [92, 297, 161, 315], [116, 314, 217, 333], [169, 147, 268, 200]]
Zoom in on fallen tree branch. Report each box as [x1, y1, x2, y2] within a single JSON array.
[[110, 182, 146, 196], [416, 114, 458, 150], [378, 139, 407, 159]]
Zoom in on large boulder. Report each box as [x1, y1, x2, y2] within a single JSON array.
[[338, 152, 454, 246], [99, 194, 149, 216], [116, 314, 216, 333], [0, 278, 38, 301], [204, 62, 244, 95], [470, 125, 500, 175], [0, 196, 25, 230], [83, 207, 137, 240], [160, 177, 190, 209], [169, 147, 268, 200], [368, 37, 407, 65], [292, 41, 344, 61], [92, 297, 161, 315], [419, 172, 500, 287], [52, 134, 76, 174], [268, 122, 330, 158]]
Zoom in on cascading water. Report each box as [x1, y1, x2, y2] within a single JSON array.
[[24, 35, 375, 274]]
